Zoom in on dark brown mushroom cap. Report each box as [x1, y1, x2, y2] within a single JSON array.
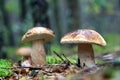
[[22, 27, 55, 43], [16, 47, 32, 56], [60, 29, 106, 46]]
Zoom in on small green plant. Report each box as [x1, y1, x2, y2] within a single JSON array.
[[46, 55, 77, 64], [40, 76, 45, 80], [0, 59, 13, 78], [46, 56, 62, 64]]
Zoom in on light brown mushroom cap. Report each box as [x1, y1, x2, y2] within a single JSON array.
[[22, 27, 55, 43], [61, 29, 106, 46], [16, 47, 32, 56]]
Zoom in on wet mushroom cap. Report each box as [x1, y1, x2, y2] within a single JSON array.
[[16, 47, 32, 56], [60, 29, 106, 46], [22, 27, 55, 43]]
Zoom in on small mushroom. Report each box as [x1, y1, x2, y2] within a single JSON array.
[[16, 47, 32, 67], [22, 27, 55, 66], [61, 29, 106, 68]]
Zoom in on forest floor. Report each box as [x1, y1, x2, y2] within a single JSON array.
[[1, 50, 120, 80]]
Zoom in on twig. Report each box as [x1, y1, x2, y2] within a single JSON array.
[[0, 66, 42, 70], [53, 51, 65, 62], [62, 54, 73, 64], [97, 61, 120, 67], [79, 66, 99, 76], [29, 70, 39, 77], [62, 54, 69, 61]]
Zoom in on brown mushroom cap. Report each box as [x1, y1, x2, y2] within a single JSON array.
[[61, 29, 106, 46], [16, 47, 32, 56], [22, 27, 55, 43]]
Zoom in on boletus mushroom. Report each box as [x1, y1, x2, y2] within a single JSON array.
[[60, 29, 106, 68], [22, 27, 55, 66], [16, 47, 32, 67]]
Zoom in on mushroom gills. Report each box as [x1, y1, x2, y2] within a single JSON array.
[[78, 43, 96, 68]]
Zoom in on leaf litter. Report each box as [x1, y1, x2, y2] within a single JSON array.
[[0, 50, 120, 80]]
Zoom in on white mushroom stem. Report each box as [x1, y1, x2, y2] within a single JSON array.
[[78, 43, 96, 68], [21, 56, 32, 67], [31, 40, 46, 66], [23, 56, 32, 64]]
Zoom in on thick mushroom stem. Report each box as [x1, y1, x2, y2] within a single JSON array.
[[31, 40, 46, 66], [78, 43, 96, 68]]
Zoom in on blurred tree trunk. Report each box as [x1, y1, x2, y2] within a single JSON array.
[[119, 0, 120, 9], [48, 0, 60, 43], [0, 0, 4, 49], [5, 0, 21, 46], [0, 0, 7, 58], [58, 0, 68, 35], [49, 0, 69, 42], [67, 0, 81, 30], [30, 0, 50, 28], [118, 0, 120, 32], [0, 0, 15, 46], [20, 0, 26, 21]]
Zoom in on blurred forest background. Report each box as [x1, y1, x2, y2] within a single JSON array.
[[0, 0, 120, 61]]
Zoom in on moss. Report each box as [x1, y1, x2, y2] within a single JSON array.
[[0, 59, 13, 78]]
